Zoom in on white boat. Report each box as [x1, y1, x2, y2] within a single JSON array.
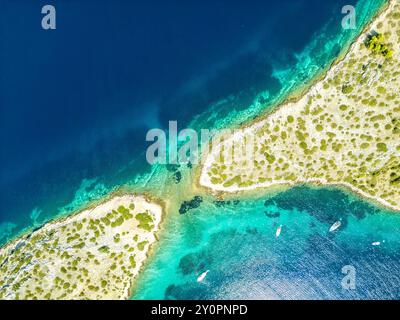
[[372, 241, 381, 246], [329, 221, 341, 232], [276, 225, 282, 238], [197, 270, 209, 282]]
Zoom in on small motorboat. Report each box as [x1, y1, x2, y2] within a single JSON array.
[[197, 270, 210, 282], [276, 225, 283, 238], [372, 240, 385, 246], [329, 221, 341, 232]]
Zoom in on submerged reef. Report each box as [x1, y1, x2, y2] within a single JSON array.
[[179, 196, 203, 214]]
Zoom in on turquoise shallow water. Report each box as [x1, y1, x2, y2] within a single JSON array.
[[0, 0, 385, 245], [1, 0, 398, 300], [132, 187, 400, 299], [129, 0, 399, 300]]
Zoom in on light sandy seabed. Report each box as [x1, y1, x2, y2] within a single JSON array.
[[0, 195, 162, 299], [0, 0, 399, 301], [200, 0, 400, 212]]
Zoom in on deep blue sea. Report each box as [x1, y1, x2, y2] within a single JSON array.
[[1, 0, 399, 300]]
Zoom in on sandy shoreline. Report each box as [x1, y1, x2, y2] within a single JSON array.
[[0, 0, 396, 301], [0, 194, 163, 299], [199, 0, 400, 212], [213, 0, 391, 133]]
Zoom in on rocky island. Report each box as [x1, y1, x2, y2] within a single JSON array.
[[0, 195, 163, 299], [200, 0, 400, 212]]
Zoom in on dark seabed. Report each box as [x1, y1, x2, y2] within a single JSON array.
[[1, 0, 398, 301], [133, 187, 400, 300], [0, 0, 375, 239]]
